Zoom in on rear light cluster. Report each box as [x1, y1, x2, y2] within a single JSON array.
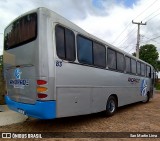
[[37, 80, 47, 85], [37, 80, 48, 98]]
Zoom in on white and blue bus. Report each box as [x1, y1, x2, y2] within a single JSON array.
[[3, 7, 155, 119]]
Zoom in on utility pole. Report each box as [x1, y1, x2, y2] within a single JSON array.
[[132, 20, 146, 58]]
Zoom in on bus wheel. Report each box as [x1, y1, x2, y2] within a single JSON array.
[[106, 96, 117, 116], [142, 92, 150, 103]]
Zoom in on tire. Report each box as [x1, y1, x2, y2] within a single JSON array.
[[106, 96, 117, 116], [142, 92, 150, 103]]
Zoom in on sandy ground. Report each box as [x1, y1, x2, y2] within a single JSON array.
[[0, 92, 160, 141]]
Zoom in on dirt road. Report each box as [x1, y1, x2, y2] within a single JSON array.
[[0, 92, 160, 140]]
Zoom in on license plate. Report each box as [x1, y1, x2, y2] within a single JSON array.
[[18, 109, 25, 115]]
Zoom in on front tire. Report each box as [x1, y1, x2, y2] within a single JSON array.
[[106, 96, 117, 116]]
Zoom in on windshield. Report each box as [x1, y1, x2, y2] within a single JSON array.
[[4, 13, 37, 50]]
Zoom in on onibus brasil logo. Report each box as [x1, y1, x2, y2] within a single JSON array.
[[140, 80, 147, 96], [9, 68, 29, 88]]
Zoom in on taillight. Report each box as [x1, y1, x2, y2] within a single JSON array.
[[37, 93, 48, 98], [37, 80, 47, 85], [37, 87, 48, 93], [37, 80, 48, 99]]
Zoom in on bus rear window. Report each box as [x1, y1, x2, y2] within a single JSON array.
[[4, 13, 37, 50]]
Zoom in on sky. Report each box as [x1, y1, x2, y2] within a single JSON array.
[[1, 0, 160, 57]]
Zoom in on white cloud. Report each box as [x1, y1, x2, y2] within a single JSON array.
[[0, 0, 160, 56]]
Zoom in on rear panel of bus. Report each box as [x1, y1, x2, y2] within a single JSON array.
[[4, 8, 56, 119]]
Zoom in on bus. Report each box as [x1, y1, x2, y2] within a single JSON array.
[[3, 7, 155, 119]]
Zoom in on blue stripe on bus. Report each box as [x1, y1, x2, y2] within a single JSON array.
[[5, 96, 56, 119]]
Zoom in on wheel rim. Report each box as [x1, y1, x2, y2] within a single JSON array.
[[108, 99, 115, 113], [142, 95, 148, 102]]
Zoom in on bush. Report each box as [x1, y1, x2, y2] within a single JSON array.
[[155, 82, 160, 90]]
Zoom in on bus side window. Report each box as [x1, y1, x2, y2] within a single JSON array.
[[131, 59, 136, 74], [107, 48, 116, 70], [146, 65, 151, 78], [93, 42, 106, 68], [55, 25, 75, 61], [65, 28, 75, 61], [125, 56, 131, 73], [141, 63, 145, 76], [55, 25, 65, 59], [137, 61, 141, 75], [77, 35, 93, 65], [117, 52, 125, 72]]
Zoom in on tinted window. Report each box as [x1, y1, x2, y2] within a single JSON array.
[[125, 56, 131, 73], [55, 25, 75, 61], [65, 28, 75, 61], [146, 65, 151, 77], [77, 35, 93, 65], [117, 52, 124, 72], [137, 61, 141, 75], [141, 63, 145, 76], [107, 49, 116, 70], [4, 13, 37, 50], [131, 59, 136, 74], [55, 26, 65, 59], [93, 42, 106, 68]]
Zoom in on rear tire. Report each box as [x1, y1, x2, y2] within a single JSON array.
[[106, 96, 117, 116], [142, 92, 150, 103]]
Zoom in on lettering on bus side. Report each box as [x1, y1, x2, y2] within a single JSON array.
[[128, 77, 140, 84], [56, 60, 62, 67], [9, 79, 29, 89]]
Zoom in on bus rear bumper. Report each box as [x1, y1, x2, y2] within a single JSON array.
[[5, 96, 56, 119]]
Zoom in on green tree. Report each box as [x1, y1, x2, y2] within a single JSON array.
[[157, 60, 160, 71], [132, 44, 160, 71], [132, 52, 136, 57]]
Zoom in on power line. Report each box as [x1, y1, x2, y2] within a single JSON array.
[[128, 46, 135, 53], [118, 37, 137, 49], [118, 9, 160, 47], [134, 0, 159, 20], [146, 12, 160, 22], [115, 27, 137, 47], [112, 22, 132, 44], [112, 0, 159, 44], [118, 9, 160, 45], [142, 35, 160, 44], [142, 7, 160, 21], [143, 35, 160, 43], [140, 9, 160, 36], [121, 44, 136, 49], [133, 7, 160, 40], [121, 44, 136, 51], [147, 33, 160, 37]]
